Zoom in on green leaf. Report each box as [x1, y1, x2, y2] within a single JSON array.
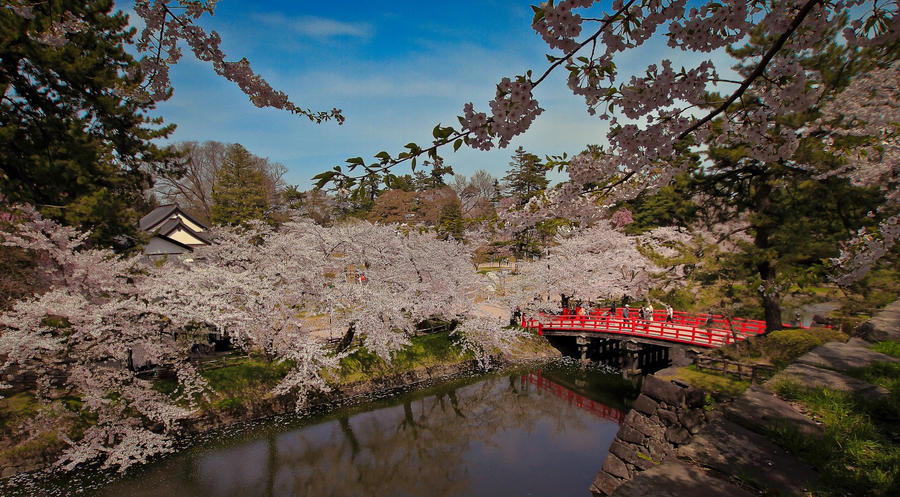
[[411, 157, 417, 170], [312, 171, 336, 190], [432, 125, 454, 140], [375, 151, 391, 162], [453, 139, 463, 152]]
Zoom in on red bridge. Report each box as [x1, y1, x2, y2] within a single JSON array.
[[521, 371, 625, 423], [522, 308, 767, 348]]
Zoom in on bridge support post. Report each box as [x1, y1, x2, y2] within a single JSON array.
[[576, 335, 590, 362]]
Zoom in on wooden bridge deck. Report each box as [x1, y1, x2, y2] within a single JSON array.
[[522, 309, 768, 348]]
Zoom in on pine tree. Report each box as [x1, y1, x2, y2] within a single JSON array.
[[0, 0, 176, 249], [502, 147, 548, 206], [694, 27, 886, 332], [210, 144, 269, 225], [438, 199, 464, 240]]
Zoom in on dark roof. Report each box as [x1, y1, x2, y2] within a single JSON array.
[[139, 205, 177, 231], [155, 218, 211, 245], [139, 204, 208, 232]]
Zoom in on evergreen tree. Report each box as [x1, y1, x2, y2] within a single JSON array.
[[694, 27, 887, 331], [503, 147, 548, 206], [438, 199, 464, 240], [0, 0, 176, 249], [210, 144, 269, 225]]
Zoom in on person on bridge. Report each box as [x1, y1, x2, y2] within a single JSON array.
[[647, 303, 655, 321], [622, 304, 630, 320], [665, 304, 674, 323], [638, 306, 646, 320]]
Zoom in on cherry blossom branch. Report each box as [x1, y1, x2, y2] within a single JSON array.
[[674, 0, 823, 142], [314, 0, 639, 188]]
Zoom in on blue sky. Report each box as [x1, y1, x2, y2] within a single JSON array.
[[129, 1, 726, 189]]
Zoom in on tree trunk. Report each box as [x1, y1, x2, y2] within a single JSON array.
[[759, 260, 783, 333], [753, 178, 782, 333], [335, 322, 355, 353], [560, 293, 570, 311]]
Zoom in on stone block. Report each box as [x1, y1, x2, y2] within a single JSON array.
[[679, 408, 705, 432], [632, 450, 657, 471], [795, 341, 898, 372], [624, 409, 641, 425], [724, 385, 822, 436], [647, 437, 672, 461], [590, 470, 623, 497], [685, 386, 706, 408], [656, 409, 678, 426], [768, 363, 890, 402], [609, 440, 639, 465], [632, 394, 658, 415], [630, 411, 666, 441], [642, 375, 685, 406], [665, 426, 692, 445], [617, 425, 645, 445], [677, 419, 819, 496], [602, 453, 630, 479]]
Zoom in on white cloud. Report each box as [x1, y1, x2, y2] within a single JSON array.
[[254, 13, 372, 40]]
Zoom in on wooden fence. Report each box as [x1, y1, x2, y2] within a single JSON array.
[[694, 356, 776, 383]]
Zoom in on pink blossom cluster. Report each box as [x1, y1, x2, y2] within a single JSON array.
[[532, 0, 596, 52], [610, 207, 634, 228], [667, 1, 754, 52], [491, 78, 544, 148], [460, 77, 544, 150]]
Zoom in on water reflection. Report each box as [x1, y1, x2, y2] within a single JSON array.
[[521, 372, 626, 423], [90, 365, 634, 497]]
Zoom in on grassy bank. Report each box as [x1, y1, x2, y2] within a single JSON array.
[[662, 325, 900, 496], [770, 356, 900, 497], [326, 331, 475, 385], [661, 327, 850, 398]]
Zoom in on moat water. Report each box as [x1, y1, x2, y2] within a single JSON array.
[[13, 361, 638, 497]]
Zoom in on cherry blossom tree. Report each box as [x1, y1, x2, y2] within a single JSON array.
[[492, 222, 693, 312], [0, 205, 520, 471], [811, 60, 900, 284], [0, 204, 202, 471]]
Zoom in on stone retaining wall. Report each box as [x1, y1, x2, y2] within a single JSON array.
[[590, 375, 710, 496]]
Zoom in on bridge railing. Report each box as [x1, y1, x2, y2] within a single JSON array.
[[522, 309, 768, 348]]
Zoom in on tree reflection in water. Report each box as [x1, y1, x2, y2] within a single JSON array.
[[91, 366, 635, 497]]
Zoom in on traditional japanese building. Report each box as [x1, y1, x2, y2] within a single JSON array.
[[139, 204, 211, 258]]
